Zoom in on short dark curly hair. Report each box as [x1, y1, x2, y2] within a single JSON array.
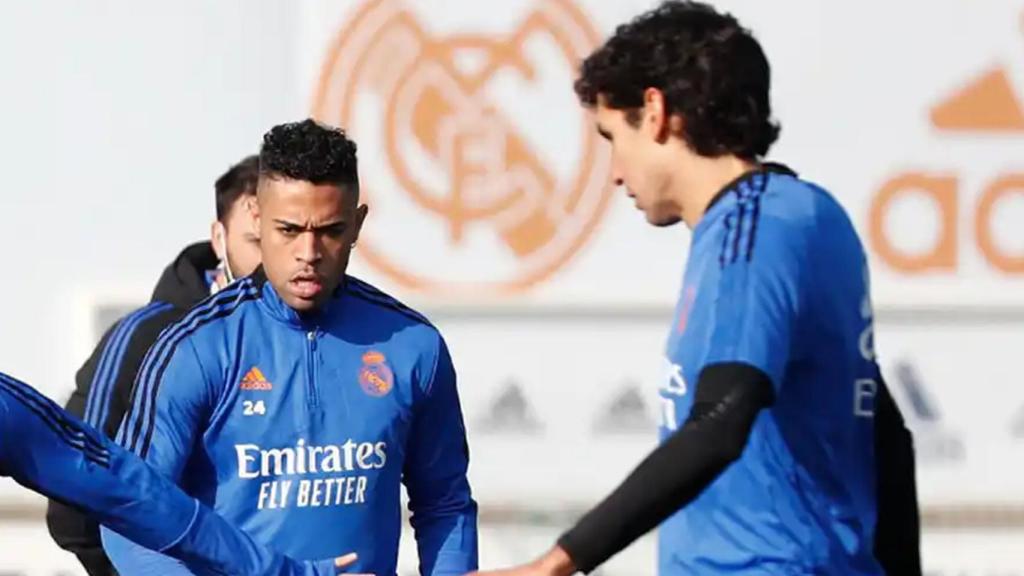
[[574, 1, 780, 160], [259, 118, 359, 194]]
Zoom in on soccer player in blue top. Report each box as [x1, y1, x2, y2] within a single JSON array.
[[473, 2, 920, 575], [103, 119, 478, 575], [0, 370, 361, 575]]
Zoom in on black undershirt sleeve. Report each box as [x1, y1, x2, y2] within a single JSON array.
[[557, 362, 775, 573]]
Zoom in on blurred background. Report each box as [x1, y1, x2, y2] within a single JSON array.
[[1, 0, 1023, 573]]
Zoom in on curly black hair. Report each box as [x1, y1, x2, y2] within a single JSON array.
[[259, 119, 359, 192], [574, 1, 780, 160]]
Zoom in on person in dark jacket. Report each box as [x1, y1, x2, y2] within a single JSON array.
[[873, 373, 923, 575], [46, 154, 263, 575]]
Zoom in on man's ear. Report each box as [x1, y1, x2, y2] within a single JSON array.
[[247, 195, 261, 233], [352, 204, 369, 244], [210, 221, 226, 260], [643, 87, 671, 142]]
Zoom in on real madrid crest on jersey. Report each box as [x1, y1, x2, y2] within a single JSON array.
[[359, 350, 395, 397]]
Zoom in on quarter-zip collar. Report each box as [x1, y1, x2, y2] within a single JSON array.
[[250, 266, 343, 331]]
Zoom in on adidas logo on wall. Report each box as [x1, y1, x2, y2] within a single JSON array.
[[475, 380, 543, 435], [593, 383, 654, 435], [889, 360, 964, 464]]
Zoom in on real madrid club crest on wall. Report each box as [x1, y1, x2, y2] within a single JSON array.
[[313, 0, 613, 295]]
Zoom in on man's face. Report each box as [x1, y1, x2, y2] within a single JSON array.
[[594, 98, 682, 227], [256, 177, 367, 313], [214, 196, 262, 280]]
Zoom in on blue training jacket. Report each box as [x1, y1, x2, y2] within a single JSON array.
[[103, 270, 478, 575]]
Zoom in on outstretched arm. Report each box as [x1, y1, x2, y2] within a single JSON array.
[[0, 372, 350, 576]]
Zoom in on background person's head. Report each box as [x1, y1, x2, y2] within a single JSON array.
[[574, 0, 780, 227], [211, 154, 262, 285], [256, 119, 367, 313]]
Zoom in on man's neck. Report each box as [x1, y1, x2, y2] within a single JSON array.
[[679, 155, 758, 228]]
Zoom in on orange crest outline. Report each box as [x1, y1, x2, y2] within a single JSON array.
[[313, 0, 612, 295]]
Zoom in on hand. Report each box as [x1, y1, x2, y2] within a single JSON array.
[[321, 552, 374, 575], [305, 549, 374, 569], [468, 546, 576, 576]]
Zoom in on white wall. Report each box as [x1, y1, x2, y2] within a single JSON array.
[[0, 0, 1019, 392], [0, 0, 300, 392]]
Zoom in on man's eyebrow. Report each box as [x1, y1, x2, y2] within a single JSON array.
[[272, 218, 346, 230], [315, 219, 346, 229]]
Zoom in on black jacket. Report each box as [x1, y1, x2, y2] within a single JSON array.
[[45, 242, 219, 576], [874, 374, 923, 575]]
